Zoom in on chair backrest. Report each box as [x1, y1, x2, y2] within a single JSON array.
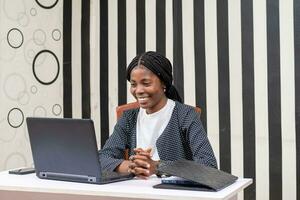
[[116, 101, 201, 120], [116, 101, 139, 120]]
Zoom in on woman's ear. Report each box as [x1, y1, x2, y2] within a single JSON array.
[[162, 84, 166, 92]]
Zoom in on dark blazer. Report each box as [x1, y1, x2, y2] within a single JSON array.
[[99, 101, 218, 171]]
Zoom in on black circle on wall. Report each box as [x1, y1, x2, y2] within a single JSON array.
[[30, 8, 37, 16], [52, 104, 62, 116], [32, 49, 60, 85], [52, 29, 61, 41], [7, 28, 24, 49], [7, 108, 24, 128], [35, 0, 59, 9]]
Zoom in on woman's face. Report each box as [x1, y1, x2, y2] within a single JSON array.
[[130, 65, 167, 114]]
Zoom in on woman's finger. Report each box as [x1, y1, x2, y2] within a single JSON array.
[[136, 151, 152, 158], [132, 154, 151, 161], [132, 166, 150, 177], [128, 162, 137, 169], [133, 148, 144, 154], [133, 159, 150, 169]]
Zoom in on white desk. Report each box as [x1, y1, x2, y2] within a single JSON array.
[[0, 170, 252, 200]]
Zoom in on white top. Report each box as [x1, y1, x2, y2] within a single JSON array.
[[136, 99, 175, 160]]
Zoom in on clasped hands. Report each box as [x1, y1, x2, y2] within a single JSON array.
[[117, 147, 159, 179]]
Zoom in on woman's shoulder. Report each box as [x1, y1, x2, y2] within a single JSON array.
[[173, 101, 200, 124], [120, 107, 139, 121], [115, 107, 139, 130], [174, 101, 198, 114]]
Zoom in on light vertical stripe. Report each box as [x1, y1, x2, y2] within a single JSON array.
[[182, 0, 195, 106], [72, 1, 82, 118], [279, 0, 296, 199], [108, 0, 118, 133], [204, 0, 220, 165], [145, 0, 156, 51], [253, 0, 269, 199], [126, 0, 137, 103], [228, 0, 243, 199], [293, 0, 300, 198], [90, 0, 101, 146], [165, 0, 173, 66]]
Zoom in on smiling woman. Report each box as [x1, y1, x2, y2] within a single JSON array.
[[99, 51, 217, 179]]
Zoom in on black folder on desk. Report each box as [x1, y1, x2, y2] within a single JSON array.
[[153, 159, 237, 191]]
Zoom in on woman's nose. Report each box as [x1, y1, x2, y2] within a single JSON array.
[[135, 85, 144, 94]]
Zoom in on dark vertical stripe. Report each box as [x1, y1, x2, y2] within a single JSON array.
[[156, 0, 166, 55], [266, 0, 282, 199], [241, 0, 256, 200], [173, 0, 184, 102], [193, 0, 207, 131], [63, 0, 72, 118], [136, 0, 145, 54], [294, 0, 300, 199], [100, 0, 109, 147], [217, 0, 231, 173], [81, 0, 91, 118], [118, 0, 127, 105]]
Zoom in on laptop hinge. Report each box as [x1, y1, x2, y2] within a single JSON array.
[[39, 172, 97, 183]]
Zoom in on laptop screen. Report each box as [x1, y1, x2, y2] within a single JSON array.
[[27, 117, 102, 181]]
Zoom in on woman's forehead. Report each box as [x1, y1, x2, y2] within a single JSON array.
[[130, 65, 154, 76], [130, 66, 160, 80]]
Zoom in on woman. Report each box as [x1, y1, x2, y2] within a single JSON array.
[[99, 51, 217, 179]]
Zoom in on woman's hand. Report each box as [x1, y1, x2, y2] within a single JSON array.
[[128, 148, 159, 179], [115, 160, 132, 173]]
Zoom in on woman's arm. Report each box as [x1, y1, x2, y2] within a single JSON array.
[[98, 112, 133, 171], [186, 112, 218, 168]]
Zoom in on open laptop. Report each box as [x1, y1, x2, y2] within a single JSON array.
[[26, 117, 134, 184]]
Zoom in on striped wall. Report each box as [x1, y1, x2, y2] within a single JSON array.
[[0, 0, 297, 200], [64, 0, 299, 200], [0, 0, 298, 199]]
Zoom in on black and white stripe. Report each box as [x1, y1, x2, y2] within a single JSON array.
[[217, 0, 231, 174], [241, 0, 255, 199], [62, 0, 72, 118], [81, 0, 91, 119], [267, 1, 282, 200], [295, 1, 300, 199], [63, 0, 299, 199]]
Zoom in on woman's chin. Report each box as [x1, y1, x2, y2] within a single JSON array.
[[138, 101, 149, 109]]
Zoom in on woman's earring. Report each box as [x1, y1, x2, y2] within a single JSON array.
[[163, 87, 166, 92]]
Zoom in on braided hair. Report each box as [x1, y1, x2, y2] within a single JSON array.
[[126, 51, 182, 103]]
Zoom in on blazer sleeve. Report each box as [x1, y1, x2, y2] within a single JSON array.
[[98, 111, 130, 171], [183, 109, 218, 168]]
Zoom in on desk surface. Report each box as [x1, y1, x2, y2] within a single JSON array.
[[0, 170, 252, 200]]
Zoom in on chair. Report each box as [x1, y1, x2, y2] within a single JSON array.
[[116, 101, 140, 120], [116, 101, 202, 160]]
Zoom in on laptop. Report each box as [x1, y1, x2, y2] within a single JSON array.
[[26, 117, 134, 184]]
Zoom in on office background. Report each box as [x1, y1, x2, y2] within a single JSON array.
[[0, 0, 298, 200]]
